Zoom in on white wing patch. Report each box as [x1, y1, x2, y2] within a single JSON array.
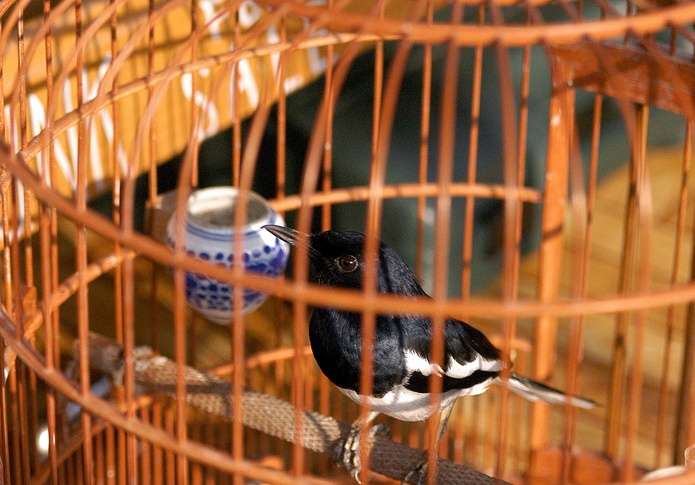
[[444, 356, 479, 378], [481, 357, 503, 371], [405, 349, 502, 380], [445, 355, 502, 379], [403, 350, 444, 377]]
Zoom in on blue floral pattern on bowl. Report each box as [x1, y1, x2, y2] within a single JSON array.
[[166, 187, 289, 324]]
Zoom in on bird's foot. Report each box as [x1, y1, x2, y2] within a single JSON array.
[[336, 423, 389, 483], [402, 459, 430, 485]]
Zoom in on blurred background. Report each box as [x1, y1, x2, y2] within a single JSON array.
[[87, 4, 689, 295]]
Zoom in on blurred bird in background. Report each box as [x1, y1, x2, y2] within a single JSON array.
[[264, 225, 596, 484]]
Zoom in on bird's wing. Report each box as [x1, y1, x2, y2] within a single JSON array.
[[443, 318, 503, 377], [401, 317, 502, 393]]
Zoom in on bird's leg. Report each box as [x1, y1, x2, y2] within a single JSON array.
[[403, 403, 454, 485], [336, 410, 386, 483]]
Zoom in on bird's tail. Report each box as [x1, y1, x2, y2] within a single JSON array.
[[501, 373, 597, 410]]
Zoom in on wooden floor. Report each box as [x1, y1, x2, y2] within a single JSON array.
[[52, 144, 693, 482]]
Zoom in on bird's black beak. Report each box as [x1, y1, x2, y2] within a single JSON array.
[[263, 225, 320, 259], [263, 224, 304, 246]]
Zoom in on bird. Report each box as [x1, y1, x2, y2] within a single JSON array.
[[263, 224, 596, 484]]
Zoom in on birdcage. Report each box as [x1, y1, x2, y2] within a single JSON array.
[[1, 0, 695, 483]]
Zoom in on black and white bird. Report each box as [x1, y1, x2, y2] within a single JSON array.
[[263, 225, 596, 483]]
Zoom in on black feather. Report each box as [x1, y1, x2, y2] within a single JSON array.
[[300, 229, 501, 397]]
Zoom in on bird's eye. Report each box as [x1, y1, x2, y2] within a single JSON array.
[[336, 255, 359, 273]]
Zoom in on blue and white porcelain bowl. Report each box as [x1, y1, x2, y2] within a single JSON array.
[[166, 187, 289, 324]]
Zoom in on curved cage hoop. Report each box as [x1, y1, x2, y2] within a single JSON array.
[[0, 0, 695, 484]]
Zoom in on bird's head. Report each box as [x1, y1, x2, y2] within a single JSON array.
[[263, 225, 424, 296]]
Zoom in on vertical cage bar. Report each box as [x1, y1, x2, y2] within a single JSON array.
[[561, 92, 602, 483], [488, 0, 521, 477], [122, 164, 138, 482], [460, 8, 486, 470], [165, 407, 176, 482], [528, 57, 572, 480], [655, 120, 691, 466], [321, 0, 334, 231], [0, 9, 3, 148], [147, 0, 162, 353], [141, 407, 152, 484], [48, 44, 61, 378], [231, 8, 241, 187], [106, 424, 116, 485], [231, 168, 245, 485], [676, 196, 695, 458], [12, 5, 31, 482], [40, 195, 59, 485], [605, 121, 641, 460], [230, 32, 280, 483], [358, 0, 394, 481], [503, 15, 532, 480], [673, 48, 695, 459], [1, 170, 20, 485], [78, 438, 86, 484], [67, 452, 75, 484], [117, 395, 126, 485], [426, 3, 463, 483], [147, 0, 158, 203], [460, 5, 484, 298], [15, 366, 31, 484], [153, 401, 163, 485], [40, 0, 59, 479], [174, 260, 189, 485], [622, 104, 652, 483], [204, 419, 216, 485], [414, 0, 433, 280], [111, 0, 124, 350], [513, 353, 528, 475], [190, 0, 200, 187], [74, 0, 94, 479], [17, 0, 34, 292], [6, 369, 18, 481], [96, 430, 105, 484], [483, 391, 495, 472], [318, 371, 330, 474], [191, 424, 202, 485], [0, 18, 8, 480], [277, 16, 287, 210]]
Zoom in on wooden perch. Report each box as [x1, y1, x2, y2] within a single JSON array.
[[79, 333, 507, 485]]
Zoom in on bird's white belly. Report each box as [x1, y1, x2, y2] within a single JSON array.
[[337, 380, 492, 422]]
